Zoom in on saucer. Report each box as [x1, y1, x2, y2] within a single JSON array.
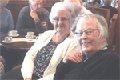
[[2, 40, 13, 44], [9, 34, 19, 37], [25, 35, 36, 39]]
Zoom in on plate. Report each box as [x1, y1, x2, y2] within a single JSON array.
[[8, 34, 19, 37]]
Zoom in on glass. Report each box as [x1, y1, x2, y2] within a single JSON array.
[[74, 29, 99, 37], [54, 17, 69, 22]]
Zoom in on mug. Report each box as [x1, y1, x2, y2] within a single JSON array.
[[4, 36, 12, 42]]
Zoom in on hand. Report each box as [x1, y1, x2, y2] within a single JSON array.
[[65, 50, 82, 63], [42, 21, 46, 26], [0, 56, 6, 65], [25, 78, 32, 80], [30, 10, 39, 22]]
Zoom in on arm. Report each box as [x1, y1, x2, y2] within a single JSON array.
[[8, 10, 14, 31], [54, 60, 76, 80], [16, 7, 28, 34], [34, 8, 49, 33], [21, 40, 40, 79]]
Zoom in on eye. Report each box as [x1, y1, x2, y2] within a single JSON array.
[[79, 31, 83, 34], [86, 30, 93, 34], [61, 17, 68, 21], [54, 18, 59, 21]]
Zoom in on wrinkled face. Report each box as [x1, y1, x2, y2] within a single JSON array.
[[54, 10, 70, 35], [75, 18, 103, 53], [30, 0, 43, 13]]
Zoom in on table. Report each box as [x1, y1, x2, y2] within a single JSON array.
[[1, 35, 35, 50], [0, 35, 36, 72]]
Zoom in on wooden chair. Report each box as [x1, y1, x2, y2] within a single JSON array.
[[87, 7, 110, 25], [108, 14, 119, 54]]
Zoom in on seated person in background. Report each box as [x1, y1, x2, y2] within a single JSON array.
[[0, 0, 14, 37], [16, 0, 49, 35], [54, 14, 120, 80], [100, 0, 118, 19], [83, 0, 100, 8], [63, 0, 92, 32], [1, 2, 80, 80]]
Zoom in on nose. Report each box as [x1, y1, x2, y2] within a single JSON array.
[[58, 19, 63, 25], [81, 32, 87, 38]]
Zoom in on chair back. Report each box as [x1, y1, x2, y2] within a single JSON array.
[[108, 14, 119, 54], [87, 7, 110, 25]]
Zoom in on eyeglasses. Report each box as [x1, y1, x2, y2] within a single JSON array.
[[33, 2, 43, 7], [74, 29, 99, 37], [54, 17, 69, 22]]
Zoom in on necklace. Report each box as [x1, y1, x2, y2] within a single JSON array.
[[82, 54, 88, 62]]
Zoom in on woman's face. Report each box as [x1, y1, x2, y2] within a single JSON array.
[[76, 18, 104, 54], [54, 10, 70, 35]]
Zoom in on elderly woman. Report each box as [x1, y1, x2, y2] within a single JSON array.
[[1, 2, 80, 80], [54, 14, 120, 79], [0, 0, 14, 37]]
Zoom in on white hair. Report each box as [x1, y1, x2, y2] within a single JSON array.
[[77, 14, 108, 39], [50, 2, 75, 28], [29, 0, 34, 2]]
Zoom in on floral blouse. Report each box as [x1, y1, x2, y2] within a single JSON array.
[[33, 39, 60, 78]]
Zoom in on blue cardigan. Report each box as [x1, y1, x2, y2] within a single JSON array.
[[0, 7, 14, 37]]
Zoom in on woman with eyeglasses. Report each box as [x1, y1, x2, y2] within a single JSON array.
[[1, 2, 80, 80], [54, 14, 120, 80]]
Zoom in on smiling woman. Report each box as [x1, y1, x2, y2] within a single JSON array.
[[1, 2, 80, 80], [54, 14, 120, 80]]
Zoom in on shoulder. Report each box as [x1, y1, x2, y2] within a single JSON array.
[[20, 6, 30, 13], [2, 7, 11, 14], [37, 30, 55, 40], [41, 8, 49, 15], [100, 49, 119, 63], [42, 30, 55, 35]]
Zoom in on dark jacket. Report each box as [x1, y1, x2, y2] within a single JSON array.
[[54, 49, 120, 80]]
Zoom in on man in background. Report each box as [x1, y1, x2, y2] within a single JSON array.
[[63, 0, 92, 32], [16, 0, 49, 35], [100, 0, 118, 19]]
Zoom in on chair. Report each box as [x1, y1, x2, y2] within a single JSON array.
[[87, 7, 110, 25], [108, 14, 119, 54]]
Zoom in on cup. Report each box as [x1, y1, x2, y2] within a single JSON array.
[[26, 32, 35, 39], [9, 30, 18, 36], [27, 32, 34, 36], [4, 36, 12, 42]]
